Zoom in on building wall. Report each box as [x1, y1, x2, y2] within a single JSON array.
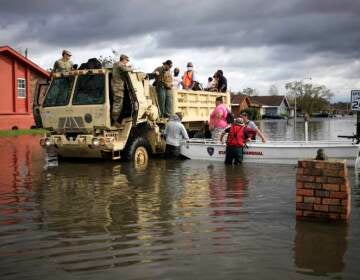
[[264, 107, 278, 116], [0, 52, 48, 129], [278, 100, 289, 116], [0, 54, 14, 113], [15, 61, 28, 113], [231, 100, 249, 117]]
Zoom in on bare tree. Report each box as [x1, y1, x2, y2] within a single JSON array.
[[241, 87, 258, 96], [268, 85, 279, 95], [98, 49, 120, 67]]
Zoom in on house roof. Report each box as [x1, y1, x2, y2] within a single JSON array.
[[0, 45, 50, 78], [231, 94, 249, 105], [231, 94, 261, 107], [250, 95, 289, 107]]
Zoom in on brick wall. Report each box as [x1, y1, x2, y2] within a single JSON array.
[[296, 160, 350, 222]]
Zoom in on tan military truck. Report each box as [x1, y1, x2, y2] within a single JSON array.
[[35, 67, 230, 165]]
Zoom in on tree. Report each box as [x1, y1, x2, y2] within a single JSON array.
[[268, 85, 279, 96], [285, 81, 334, 115], [240, 87, 258, 96], [332, 102, 350, 115], [98, 49, 120, 67]]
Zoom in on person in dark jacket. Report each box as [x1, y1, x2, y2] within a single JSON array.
[[220, 117, 255, 165], [153, 59, 173, 117], [215, 69, 227, 92]]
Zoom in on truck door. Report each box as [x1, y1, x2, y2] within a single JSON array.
[[33, 81, 49, 128]]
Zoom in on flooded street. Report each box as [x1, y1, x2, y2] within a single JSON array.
[[1, 118, 360, 279]]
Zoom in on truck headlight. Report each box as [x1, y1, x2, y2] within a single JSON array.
[[92, 138, 100, 146], [40, 138, 52, 147], [45, 139, 52, 147]]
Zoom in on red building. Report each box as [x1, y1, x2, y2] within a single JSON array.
[[0, 46, 50, 130]]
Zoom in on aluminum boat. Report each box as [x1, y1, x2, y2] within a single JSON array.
[[180, 139, 360, 167]]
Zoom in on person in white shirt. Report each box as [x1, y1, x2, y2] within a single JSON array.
[[172, 67, 182, 89]]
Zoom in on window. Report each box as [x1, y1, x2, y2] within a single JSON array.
[[43, 77, 75, 107], [72, 74, 105, 105], [17, 79, 26, 98]]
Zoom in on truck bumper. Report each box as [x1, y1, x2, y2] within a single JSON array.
[[40, 134, 120, 159]]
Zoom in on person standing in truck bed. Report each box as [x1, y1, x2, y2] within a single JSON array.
[[52, 50, 73, 73], [182, 62, 197, 90], [111, 54, 132, 128], [215, 70, 227, 92], [153, 60, 173, 118]]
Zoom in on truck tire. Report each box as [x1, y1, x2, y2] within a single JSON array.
[[122, 137, 150, 167]]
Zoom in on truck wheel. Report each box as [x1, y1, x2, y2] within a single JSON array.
[[122, 137, 150, 168]]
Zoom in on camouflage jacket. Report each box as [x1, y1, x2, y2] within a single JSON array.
[[53, 59, 73, 72], [111, 62, 132, 92]]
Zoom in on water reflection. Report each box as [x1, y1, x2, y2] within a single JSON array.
[[294, 222, 348, 275], [258, 116, 356, 141], [0, 136, 44, 225], [208, 164, 248, 217], [21, 160, 249, 273], [0, 118, 360, 279]]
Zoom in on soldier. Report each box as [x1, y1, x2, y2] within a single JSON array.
[[53, 50, 74, 73], [111, 54, 132, 128], [153, 59, 173, 118]]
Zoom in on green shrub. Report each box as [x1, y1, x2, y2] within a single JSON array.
[[0, 129, 47, 137]]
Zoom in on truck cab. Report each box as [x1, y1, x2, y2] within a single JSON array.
[[37, 67, 230, 165]]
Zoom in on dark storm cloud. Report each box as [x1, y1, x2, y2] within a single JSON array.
[[1, 0, 360, 59]]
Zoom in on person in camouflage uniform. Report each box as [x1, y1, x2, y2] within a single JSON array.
[[53, 50, 74, 73], [111, 54, 132, 128], [153, 60, 173, 118]]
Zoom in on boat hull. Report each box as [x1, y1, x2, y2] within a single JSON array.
[[180, 139, 360, 167]]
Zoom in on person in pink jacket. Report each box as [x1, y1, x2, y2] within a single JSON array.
[[209, 96, 229, 141]]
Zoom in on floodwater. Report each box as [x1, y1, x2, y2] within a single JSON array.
[[0, 117, 360, 280]]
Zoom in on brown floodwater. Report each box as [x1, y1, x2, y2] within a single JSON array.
[[0, 118, 360, 279]]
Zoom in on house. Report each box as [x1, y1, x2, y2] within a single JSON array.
[[0, 45, 50, 130], [250, 95, 290, 118], [231, 94, 261, 117]]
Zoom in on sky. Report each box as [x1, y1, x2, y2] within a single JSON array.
[[1, 0, 360, 102]]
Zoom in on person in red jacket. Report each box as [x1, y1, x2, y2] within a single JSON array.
[[220, 117, 255, 165]]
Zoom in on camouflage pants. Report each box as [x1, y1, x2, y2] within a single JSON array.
[[111, 81, 124, 122]]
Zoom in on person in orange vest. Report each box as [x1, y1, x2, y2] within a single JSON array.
[[181, 62, 197, 90], [220, 117, 255, 165]]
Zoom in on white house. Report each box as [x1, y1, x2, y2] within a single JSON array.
[[250, 95, 290, 118]]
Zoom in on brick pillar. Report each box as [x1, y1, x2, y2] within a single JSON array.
[[296, 160, 350, 222]]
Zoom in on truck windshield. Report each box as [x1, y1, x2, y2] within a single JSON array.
[[43, 77, 74, 107], [72, 74, 105, 105]]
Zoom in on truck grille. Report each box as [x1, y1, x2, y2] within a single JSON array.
[[58, 116, 85, 130]]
